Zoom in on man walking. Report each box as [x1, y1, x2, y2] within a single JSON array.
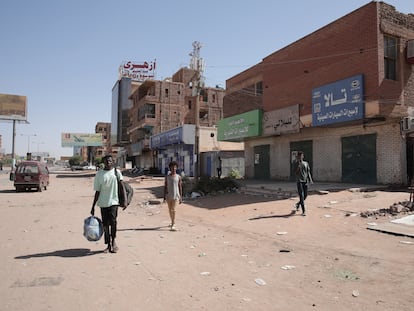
[[163, 161, 182, 231], [294, 151, 313, 216], [90, 154, 123, 253]]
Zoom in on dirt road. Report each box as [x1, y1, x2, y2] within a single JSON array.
[[0, 170, 413, 311]]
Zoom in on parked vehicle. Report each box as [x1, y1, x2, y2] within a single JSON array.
[[14, 161, 50, 192], [82, 165, 96, 170], [71, 161, 92, 171]]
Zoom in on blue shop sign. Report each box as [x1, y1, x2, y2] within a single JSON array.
[[151, 127, 183, 149], [312, 74, 364, 126]]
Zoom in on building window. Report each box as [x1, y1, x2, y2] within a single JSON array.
[[199, 110, 208, 120], [188, 100, 192, 109], [200, 89, 208, 102], [384, 36, 397, 80], [256, 81, 263, 95], [138, 103, 156, 120], [165, 88, 169, 97]]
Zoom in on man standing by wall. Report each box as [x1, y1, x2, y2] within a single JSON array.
[[217, 156, 222, 178]]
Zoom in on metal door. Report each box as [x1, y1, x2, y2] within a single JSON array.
[[254, 145, 270, 180], [341, 134, 377, 184], [407, 138, 414, 185]]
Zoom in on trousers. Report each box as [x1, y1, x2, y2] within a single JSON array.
[[100, 205, 118, 244], [296, 182, 308, 212]]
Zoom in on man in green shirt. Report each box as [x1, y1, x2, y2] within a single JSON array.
[[91, 155, 123, 253]]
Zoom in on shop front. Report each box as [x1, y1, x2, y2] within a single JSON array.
[[150, 125, 195, 176]]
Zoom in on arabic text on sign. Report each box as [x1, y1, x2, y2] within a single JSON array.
[[316, 106, 359, 122]]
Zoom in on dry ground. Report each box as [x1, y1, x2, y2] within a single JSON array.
[[0, 170, 413, 311]]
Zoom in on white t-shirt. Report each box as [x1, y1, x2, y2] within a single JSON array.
[[165, 174, 181, 200]]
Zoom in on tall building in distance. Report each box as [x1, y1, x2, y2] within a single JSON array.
[[94, 122, 112, 159], [109, 46, 243, 176], [127, 66, 226, 172]]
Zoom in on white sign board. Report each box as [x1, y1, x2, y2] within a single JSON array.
[[263, 105, 300, 136]]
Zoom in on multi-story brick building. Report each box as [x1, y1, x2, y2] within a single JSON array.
[[221, 2, 414, 184], [77, 123, 114, 164], [93, 122, 113, 159], [127, 67, 235, 175]]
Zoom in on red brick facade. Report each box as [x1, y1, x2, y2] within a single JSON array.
[[223, 2, 414, 184]]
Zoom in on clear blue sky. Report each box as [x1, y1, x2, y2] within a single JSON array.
[[0, 0, 412, 159]]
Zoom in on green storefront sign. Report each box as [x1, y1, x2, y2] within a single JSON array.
[[218, 109, 262, 141]]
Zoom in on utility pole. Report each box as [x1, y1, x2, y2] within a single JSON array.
[[189, 41, 204, 180], [10, 120, 16, 180]]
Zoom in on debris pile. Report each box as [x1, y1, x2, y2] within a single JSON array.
[[360, 201, 414, 218]]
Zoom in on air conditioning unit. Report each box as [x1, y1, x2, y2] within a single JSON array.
[[401, 117, 414, 131], [407, 40, 414, 64]]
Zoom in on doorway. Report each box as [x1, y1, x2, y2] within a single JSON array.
[[341, 134, 377, 184], [254, 145, 270, 180], [406, 137, 414, 185]]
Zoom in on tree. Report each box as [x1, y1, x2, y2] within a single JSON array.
[[69, 155, 83, 166]]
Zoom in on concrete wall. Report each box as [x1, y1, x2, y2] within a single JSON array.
[[245, 122, 404, 184]]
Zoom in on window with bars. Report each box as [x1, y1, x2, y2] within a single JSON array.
[[256, 81, 263, 95], [384, 36, 397, 80], [200, 89, 208, 102]]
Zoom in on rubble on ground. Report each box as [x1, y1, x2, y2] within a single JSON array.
[[360, 201, 414, 218]]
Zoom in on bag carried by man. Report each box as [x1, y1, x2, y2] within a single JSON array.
[[114, 168, 134, 209], [83, 216, 103, 241]]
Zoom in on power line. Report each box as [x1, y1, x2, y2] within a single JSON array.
[[205, 43, 407, 70]]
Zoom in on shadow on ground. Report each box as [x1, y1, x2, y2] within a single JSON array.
[[15, 248, 103, 259], [118, 225, 170, 231], [56, 173, 95, 178], [185, 192, 277, 209], [133, 184, 164, 199], [0, 189, 17, 193], [248, 210, 299, 220]]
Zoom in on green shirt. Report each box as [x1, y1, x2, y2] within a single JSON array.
[[93, 169, 123, 207]]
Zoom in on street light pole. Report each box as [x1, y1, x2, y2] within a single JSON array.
[[10, 120, 16, 179], [32, 141, 44, 153], [20, 133, 37, 154], [195, 86, 200, 180]]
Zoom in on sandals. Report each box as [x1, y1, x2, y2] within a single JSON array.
[[111, 243, 119, 253], [104, 243, 119, 253]]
